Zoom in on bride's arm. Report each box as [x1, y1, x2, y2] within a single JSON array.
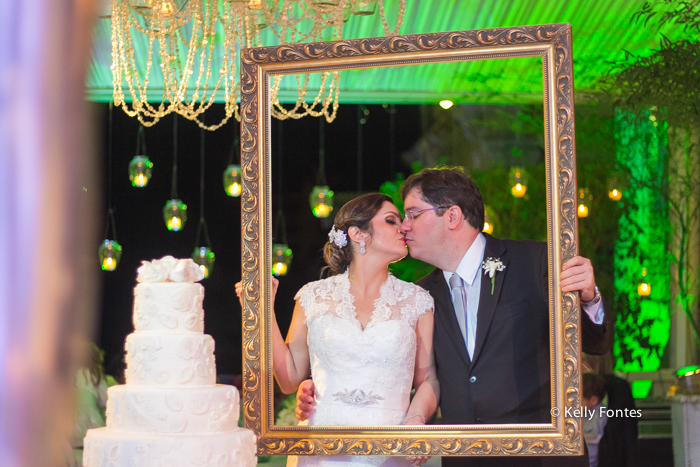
[[404, 310, 439, 425], [235, 279, 310, 394], [272, 299, 311, 394]]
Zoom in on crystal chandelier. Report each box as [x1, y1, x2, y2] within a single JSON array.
[[110, 0, 405, 129]]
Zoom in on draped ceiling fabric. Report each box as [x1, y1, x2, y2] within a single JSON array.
[[0, 0, 98, 466], [86, 0, 684, 104]]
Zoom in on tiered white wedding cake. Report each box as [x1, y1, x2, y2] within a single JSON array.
[[84, 256, 258, 467]]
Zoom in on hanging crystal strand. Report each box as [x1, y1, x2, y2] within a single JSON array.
[[378, 0, 406, 36], [113, 0, 238, 129], [112, 0, 398, 126]]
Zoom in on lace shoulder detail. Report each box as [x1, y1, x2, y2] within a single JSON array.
[[412, 285, 434, 318], [294, 273, 351, 322], [391, 278, 433, 327]]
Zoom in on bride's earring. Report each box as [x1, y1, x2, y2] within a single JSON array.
[[360, 240, 366, 255]]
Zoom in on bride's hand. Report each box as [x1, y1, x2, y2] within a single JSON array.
[[295, 379, 315, 421], [235, 281, 244, 306], [271, 277, 279, 304], [235, 277, 279, 306], [404, 415, 429, 466]]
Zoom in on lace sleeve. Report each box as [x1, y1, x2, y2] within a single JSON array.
[[294, 280, 331, 323], [413, 286, 434, 320]]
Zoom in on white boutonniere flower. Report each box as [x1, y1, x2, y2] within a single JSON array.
[[482, 257, 506, 294]]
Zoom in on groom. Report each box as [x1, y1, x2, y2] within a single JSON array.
[[398, 167, 613, 467]]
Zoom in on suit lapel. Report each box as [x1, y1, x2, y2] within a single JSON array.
[[430, 269, 472, 367], [470, 234, 508, 366]]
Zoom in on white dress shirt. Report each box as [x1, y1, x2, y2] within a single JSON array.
[[443, 233, 604, 359]]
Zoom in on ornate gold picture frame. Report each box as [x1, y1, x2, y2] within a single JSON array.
[[240, 23, 583, 458]]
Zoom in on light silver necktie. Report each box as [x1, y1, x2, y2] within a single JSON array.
[[449, 273, 468, 352]]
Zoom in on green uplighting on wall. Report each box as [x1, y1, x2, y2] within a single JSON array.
[[613, 109, 671, 373], [631, 380, 653, 400]]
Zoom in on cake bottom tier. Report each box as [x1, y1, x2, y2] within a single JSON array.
[[83, 427, 258, 467]]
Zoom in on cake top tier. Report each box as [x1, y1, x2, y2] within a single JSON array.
[[137, 256, 204, 284]]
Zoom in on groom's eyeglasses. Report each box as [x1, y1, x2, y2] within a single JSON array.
[[404, 206, 451, 220]]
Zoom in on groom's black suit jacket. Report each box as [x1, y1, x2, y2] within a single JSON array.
[[416, 234, 614, 467]]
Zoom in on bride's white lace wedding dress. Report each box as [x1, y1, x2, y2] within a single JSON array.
[[288, 271, 434, 467]]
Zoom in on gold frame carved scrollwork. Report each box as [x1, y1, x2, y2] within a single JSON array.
[[240, 23, 582, 458]]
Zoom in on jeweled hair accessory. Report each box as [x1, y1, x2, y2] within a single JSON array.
[[328, 225, 348, 248]]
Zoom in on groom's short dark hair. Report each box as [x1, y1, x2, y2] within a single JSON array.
[[400, 167, 485, 231]]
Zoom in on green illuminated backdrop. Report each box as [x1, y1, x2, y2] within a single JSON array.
[[613, 109, 671, 372]]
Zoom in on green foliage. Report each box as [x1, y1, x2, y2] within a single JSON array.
[[633, 0, 700, 34], [605, 38, 700, 126], [275, 392, 300, 427], [613, 109, 671, 371]]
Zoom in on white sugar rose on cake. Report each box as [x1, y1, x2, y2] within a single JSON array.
[[83, 256, 257, 467]]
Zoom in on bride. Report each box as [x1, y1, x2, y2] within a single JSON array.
[[237, 193, 438, 467]]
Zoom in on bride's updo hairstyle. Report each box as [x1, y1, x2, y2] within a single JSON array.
[[322, 193, 393, 276]]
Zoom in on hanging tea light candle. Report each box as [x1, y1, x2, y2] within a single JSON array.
[[100, 104, 122, 271], [164, 115, 187, 231], [310, 119, 334, 218], [608, 177, 623, 201], [310, 185, 334, 218], [223, 134, 242, 197], [99, 239, 122, 271], [129, 126, 153, 187], [192, 246, 215, 279], [163, 199, 187, 231], [223, 164, 242, 197], [509, 167, 527, 198], [272, 244, 293, 276], [578, 188, 590, 218], [483, 206, 494, 235], [638, 267, 651, 297], [192, 125, 215, 278], [129, 156, 153, 187]]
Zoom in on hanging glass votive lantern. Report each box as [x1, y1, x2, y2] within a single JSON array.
[[638, 267, 652, 297], [608, 177, 623, 201], [272, 244, 293, 276], [483, 206, 494, 235], [163, 199, 187, 231], [192, 246, 215, 279], [310, 185, 334, 218], [351, 0, 377, 15], [98, 239, 122, 271], [223, 164, 242, 197], [509, 167, 527, 198], [130, 126, 152, 187], [578, 188, 590, 218], [129, 156, 153, 187]]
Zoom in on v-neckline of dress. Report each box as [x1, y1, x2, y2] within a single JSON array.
[[338, 271, 393, 332]]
